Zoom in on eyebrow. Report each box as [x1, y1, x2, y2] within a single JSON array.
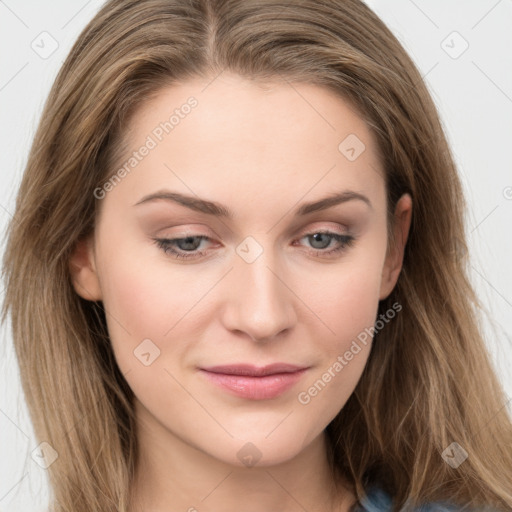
[[133, 189, 372, 217]]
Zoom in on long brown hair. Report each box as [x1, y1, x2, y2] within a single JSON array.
[[2, 1, 511, 511]]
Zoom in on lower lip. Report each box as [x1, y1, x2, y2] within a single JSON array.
[[200, 369, 307, 400]]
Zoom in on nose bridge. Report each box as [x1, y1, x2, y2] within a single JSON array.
[[222, 236, 295, 341]]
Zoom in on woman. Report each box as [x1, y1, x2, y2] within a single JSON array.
[[2, 0, 511, 511]]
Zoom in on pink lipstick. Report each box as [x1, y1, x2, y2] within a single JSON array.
[[199, 363, 308, 400]]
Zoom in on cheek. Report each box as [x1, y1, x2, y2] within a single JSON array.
[[96, 254, 207, 417], [292, 242, 386, 414], [95, 249, 184, 370], [323, 267, 381, 325], [292, 276, 380, 433], [295, 284, 377, 414], [301, 242, 386, 349]]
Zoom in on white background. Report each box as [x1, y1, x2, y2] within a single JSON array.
[[1, 1, 511, 510]]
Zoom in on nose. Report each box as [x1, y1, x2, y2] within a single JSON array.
[[220, 242, 297, 342]]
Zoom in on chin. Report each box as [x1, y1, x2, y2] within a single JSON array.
[[202, 425, 319, 469]]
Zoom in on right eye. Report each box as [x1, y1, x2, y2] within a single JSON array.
[[153, 235, 213, 260]]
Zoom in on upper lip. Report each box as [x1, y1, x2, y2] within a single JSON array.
[[200, 363, 307, 377]]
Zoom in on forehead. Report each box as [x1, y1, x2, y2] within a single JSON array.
[[101, 72, 386, 219]]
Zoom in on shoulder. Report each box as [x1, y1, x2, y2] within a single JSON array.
[[354, 484, 468, 511]]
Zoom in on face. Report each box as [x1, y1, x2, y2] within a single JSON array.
[[70, 72, 411, 469]]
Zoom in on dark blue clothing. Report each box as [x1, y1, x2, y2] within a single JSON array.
[[355, 485, 487, 511]]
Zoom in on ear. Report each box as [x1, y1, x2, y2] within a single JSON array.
[[379, 193, 412, 300], [68, 234, 103, 301]]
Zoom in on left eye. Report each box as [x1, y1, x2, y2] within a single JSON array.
[[153, 231, 355, 260], [294, 231, 355, 257]]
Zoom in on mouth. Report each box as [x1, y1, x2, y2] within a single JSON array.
[[199, 363, 309, 400]]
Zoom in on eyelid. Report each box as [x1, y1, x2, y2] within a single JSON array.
[[295, 221, 350, 238], [154, 224, 220, 240], [158, 222, 350, 244]]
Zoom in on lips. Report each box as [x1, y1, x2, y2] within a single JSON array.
[[199, 363, 308, 400], [201, 363, 306, 376]]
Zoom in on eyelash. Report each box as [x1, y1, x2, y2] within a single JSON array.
[[153, 231, 355, 261]]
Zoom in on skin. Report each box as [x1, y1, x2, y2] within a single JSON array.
[[69, 71, 412, 512]]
